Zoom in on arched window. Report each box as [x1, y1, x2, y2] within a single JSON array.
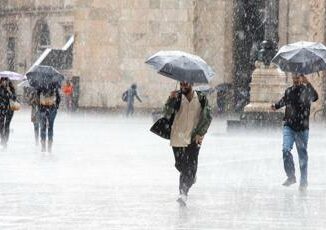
[[32, 20, 51, 60]]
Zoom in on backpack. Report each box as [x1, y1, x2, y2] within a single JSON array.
[[40, 90, 57, 106], [122, 90, 128, 102]]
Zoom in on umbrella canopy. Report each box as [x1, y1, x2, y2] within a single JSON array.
[[26, 65, 64, 89], [17, 80, 31, 88], [145, 50, 215, 83], [0, 71, 26, 81], [272, 41, 326, 74]]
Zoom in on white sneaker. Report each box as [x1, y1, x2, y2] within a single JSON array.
[[176, 194, 187, 206]]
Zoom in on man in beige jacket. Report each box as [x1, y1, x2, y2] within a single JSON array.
[[163, 81, 212, 206]]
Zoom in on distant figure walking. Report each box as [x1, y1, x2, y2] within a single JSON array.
[[272, 74, 318, 191], [62, 80, 73, 112], [0, 78, 17, 149], [37, 84, 61, 152], [123, 84, 142, 117], [26, 88, 40, 145]]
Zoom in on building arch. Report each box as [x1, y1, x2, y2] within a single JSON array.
[[32, 19, 51, 61]]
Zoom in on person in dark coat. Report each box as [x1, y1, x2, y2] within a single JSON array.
[[37, 84, 60, 152], [0, 78, 16, 149], [272, 74, 318, 191], [26, 88, 40, 145], [126, 83, 142, 117]]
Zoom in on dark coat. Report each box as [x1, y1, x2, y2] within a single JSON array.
[[275, 83, 318, 131], [0, 86, 16, 111]]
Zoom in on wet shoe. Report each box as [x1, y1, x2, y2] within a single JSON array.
[[282, 177, 296, 186], [176, 194, 187, 206]]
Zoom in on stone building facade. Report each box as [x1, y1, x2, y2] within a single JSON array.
[[0, 0, 325, 111]]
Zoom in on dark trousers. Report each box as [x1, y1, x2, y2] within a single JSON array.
[[40, 107, 57, 141], [172, 142, 200, 195], [34, 122, 40, 141], [126, 102, 134, 117], [0, 110, 13, 146]]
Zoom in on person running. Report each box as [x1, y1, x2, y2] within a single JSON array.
[[163, 81, 212, 206], [272, 74, 318, 191]]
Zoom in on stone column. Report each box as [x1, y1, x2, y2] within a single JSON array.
[[242, 61, 288, 127]]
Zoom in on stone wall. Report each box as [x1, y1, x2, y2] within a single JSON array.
[[2, 0, 325, 112], [0, 1, 74, 74], [73, 0, 196, 108], [194, 0, 234, 86]]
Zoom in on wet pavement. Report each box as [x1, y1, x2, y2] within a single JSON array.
[[0, 111, 326, 229]]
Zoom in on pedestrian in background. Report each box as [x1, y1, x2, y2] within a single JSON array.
[[62, 80, 73, 112], [123, 83, 142, 117]]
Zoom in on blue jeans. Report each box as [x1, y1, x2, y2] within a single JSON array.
[[40, 107, 57, 141], [282, 126, 309, 186]]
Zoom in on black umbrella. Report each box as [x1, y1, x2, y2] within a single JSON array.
[[26, 65, 64, 89], [272, 41, 326, 74], [145, 50, 215, 83]]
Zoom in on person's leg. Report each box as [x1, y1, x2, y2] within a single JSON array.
[[126, 102, 132, 117], [3, 111, 14, 146], [295, 130, 309, 187], [282, 126, 296, 185], [47, 108, 57, 152], [34, 122, 39, 145], [179, 142, 200, 196], [0, 111, 6, 146], [130, 103, 134, 116], [39, 110, 47, 152], [172, 147, 183, 172]]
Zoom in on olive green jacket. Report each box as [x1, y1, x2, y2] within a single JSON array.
[[163, 91, 212, 138]]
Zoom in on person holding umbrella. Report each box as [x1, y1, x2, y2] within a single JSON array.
[[146, 51, 214, 206], [37, 84, 61, 152], [164, 81, 212, 206], [26, 65, 64, 152], [271, 41, 324, 191], [0, 77, 17, 149]]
